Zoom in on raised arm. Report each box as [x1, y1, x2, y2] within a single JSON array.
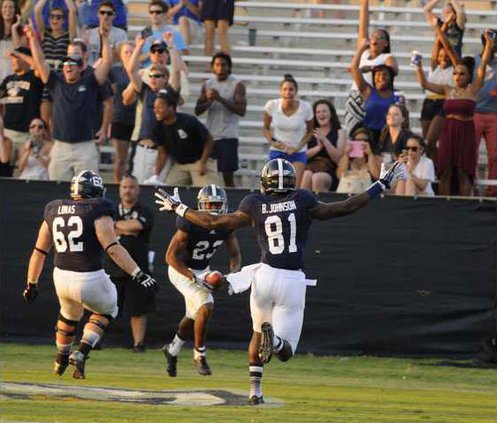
[[413, 59, 448, 96], [34, 0, 48, 36], [358, 0, 369, 45], [423, 0, 439, 23], [471, 31, 495, 94], [430, 15, 461, 65], [125, 36, 146, 93], [164, 31, 183, 91], [63, 0, 78, 40], [26, 22, 50, 83], [351, 39, 371, 97], [450, 0, 466, 30], [93, 29, 112, 85]]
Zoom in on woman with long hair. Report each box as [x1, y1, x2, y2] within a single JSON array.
[[263, 74, 313, 188], [301, 99, 346, 193], [18, 117, 52, 180], [109, 41, 137, 182], [336, 127, 380, 194], [414, 30, 495, 196], [351, 37, 398, 150], [400, 134, 436, 196], [345, 0, 398, 135], [0, 0, 23, 81]]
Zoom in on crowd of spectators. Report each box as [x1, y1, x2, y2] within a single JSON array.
[[0, 0, 496, 197]]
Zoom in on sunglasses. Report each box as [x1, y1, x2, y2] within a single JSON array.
[[406, 146, 419, 152], [49, 14, 63, 20], [99, 10, 114, 16], [30, 124, 45, 129], [149, 10, 163, 14], [149, 73, 165, 78], [151, 48, 166, 54], [63, 61, 80, 66]]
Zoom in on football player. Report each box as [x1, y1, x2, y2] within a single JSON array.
[[23, 170, 159, 379], [155, 158, 405, 404], [162, 184, 241, 377]]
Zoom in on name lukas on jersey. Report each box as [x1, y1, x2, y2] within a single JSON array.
[[261, 200, 297, 214], [57, 205, 76, 215]]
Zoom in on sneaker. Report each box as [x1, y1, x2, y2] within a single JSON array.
[[162, 344, 177, 377], [69, 351, 87, 380], [194, 356, 212, 376], [259, 322, 274, 364], [249, 395, 264, 406], [132, 343, 146, 353], [53, 356, 69, 376]]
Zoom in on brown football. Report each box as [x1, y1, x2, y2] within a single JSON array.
[[204, 271, 223, 289]]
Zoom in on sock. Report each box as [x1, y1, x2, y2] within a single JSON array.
[[168, 334, 185, 356], [249, 364, 263, 398], [78, 341, 92, 357], [56, 342, 72, 355], [194, 346, 206, 360]]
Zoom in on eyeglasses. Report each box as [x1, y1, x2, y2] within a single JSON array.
[[150, 48, 166, 54], [149, 10, 163, 14], [49, 14, 63, 20], [149, 73, 165, 78], [99, 10, 114, 16], [30, 124, 45, 129], [406, 146, 419, 152]]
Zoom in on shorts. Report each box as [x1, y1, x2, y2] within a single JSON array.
[[201, 0, 235, 25], [212, 138, 239, 172], [111, 276, 156, 317], [168, 265, 214, 319], [269, 149, 307, 164], [421, 98, 446, 121], [111, 122, 134, 141], [53, 267, 118, 321]]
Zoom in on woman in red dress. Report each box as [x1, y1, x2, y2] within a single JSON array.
[[414, 27, 495, 196]]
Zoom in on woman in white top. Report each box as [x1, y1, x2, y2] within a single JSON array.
[[18, 118, 52, 180], [263, 74, 313, 188], [402, 134, 435, 196]]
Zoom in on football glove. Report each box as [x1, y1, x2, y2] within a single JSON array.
[[143, 174, 166, 186], [23, 282, 39, 303], [367, 162, 407, 198], [154, 187, 188, 216], [133, 270, 160, 293]]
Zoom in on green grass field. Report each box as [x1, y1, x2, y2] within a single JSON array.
[[1, 343, 496, 423]]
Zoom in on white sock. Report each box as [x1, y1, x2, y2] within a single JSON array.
[[168, 334, 185, 356], [249, 365, 263, 397], [194, 346, 206, 360]]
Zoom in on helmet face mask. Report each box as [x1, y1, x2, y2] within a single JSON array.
[[197, 184, 228, 215], [260, 158, 296, 195], [70, 170, 105, 200]]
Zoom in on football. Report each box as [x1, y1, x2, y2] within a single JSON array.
[[204, 271, 224, 290]]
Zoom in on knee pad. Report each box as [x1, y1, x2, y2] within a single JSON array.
[[55, 314, 78, 336], [88, 314, 112, 331]]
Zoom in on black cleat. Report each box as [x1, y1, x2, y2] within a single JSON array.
[[69, 351, 87, 379], [194, 356, 212, 376], [249, 395, 265, 406], [162, 344, 177, 377], [53, 355, 69, 376], [133, 343, 146, 353], [259, 322, 274, 364]]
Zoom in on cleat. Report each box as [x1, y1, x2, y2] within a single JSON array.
[[259, 322, 274, 364], [132, 343, 146, 353], [162, 344, 177, 377], [194, 356, 212, 376], [249, 395, 265, 406], [53, 360, 69, 376], [69, 351, 87, 379]]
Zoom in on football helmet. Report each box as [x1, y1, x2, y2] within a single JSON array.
[[260, 158, 296, 195], [70, 170, 105, 199], [197, 184, 228, 215]]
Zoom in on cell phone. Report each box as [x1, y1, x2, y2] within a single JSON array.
[[488, 30, 497, 41], [348, 141, 365, 158], [140, 27, 152, 39]]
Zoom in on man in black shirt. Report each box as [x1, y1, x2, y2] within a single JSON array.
[[23, 170, 158, 380], [104, 175, 156, 353], [150, 89, 219, 187]]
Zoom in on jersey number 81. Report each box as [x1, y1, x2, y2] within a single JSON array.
[[264, 213, 297, 255]]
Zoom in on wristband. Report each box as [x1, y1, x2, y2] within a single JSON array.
[[27, 280, 38, 285], [366, 181, 385, 198], [130, 267, 141, 278], [175, 203, 188, 217]]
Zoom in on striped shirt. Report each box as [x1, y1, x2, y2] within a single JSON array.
[[41, 30, 70, 71]]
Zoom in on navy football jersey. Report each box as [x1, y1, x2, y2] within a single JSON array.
[[238, 189, 318, 270], [44, 198, 115, 272], [176, 216, 233, 270]]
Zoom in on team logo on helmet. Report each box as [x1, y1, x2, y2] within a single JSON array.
[[260, 159, 296, 195], [197, 184, 228, 215], [70, 170, 105, 199]]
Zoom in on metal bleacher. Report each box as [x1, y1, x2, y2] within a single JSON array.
[[121, 0, 496, 189]]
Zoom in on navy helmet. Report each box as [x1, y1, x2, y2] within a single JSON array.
[[260, 158, 296, 195], [70, 170, 105, 199]]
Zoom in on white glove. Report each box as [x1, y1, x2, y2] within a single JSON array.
[[143, 174, 165, 186], [379, 161, 407, 190], [154, 187, 187, 215]]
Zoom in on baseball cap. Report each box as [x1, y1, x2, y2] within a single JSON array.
[[150, 40, 168, 52], [62, 55, 83, 66], [155, 88, 179, 106]]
